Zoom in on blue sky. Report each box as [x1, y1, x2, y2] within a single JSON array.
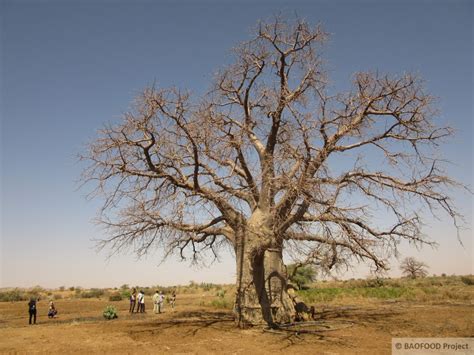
[[1, 0, 472, 288]]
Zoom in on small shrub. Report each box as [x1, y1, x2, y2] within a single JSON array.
[[201, 283, 215, 291], [59, 286, 65, 292], [216, 289, 226, 298], [81, 288, 105, 299], [74, 287, 82, 297], [53, 293, 63, 300], [103, 305, 118, 320], [209, 298, 232, 309], [109, 292, 123, 301], [364, 278, 385, 288], [387, 280, 402, 288], [460, 276, 474, 286], [428, 279, 443, 287]]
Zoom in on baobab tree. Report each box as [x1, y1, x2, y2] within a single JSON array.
[[400, 257, 429, 279], [81, 17, 463, 327]]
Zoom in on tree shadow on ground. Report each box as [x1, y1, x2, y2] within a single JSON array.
[[272, 305, 402, 350], [127, 305, 403, 350], [128, 310, 235, 339]]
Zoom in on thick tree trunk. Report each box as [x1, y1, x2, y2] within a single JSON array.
[[234, 228, 295, 327]]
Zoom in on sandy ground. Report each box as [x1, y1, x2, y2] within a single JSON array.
[[0, 294, 472, 354]]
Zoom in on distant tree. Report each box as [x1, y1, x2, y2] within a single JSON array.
[[81, 17, 464, 327], [400, 257, 429, 278], [287, 264, 317, 289]]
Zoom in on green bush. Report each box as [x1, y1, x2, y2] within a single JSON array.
[[108, 292, 123, 301], [201, 283, 215, 291], [209, 298, 232, 309], [460, 276, 474, 286], [0, 289, 27, 302], [81, 288, 105, 299], [103, 305, 118, 320], [364, 278, 385, 288], [216, 289, 226, 298]]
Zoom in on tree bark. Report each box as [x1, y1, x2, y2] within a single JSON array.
[[234, 227, 295, 327]]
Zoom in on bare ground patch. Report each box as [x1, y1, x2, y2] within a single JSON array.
[[0, 297, 472, 354]]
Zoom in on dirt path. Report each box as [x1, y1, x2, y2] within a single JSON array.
[[0, 297, 472, 354]]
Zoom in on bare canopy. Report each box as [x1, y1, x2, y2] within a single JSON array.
[[400, 257, 429, 279], [81, 17, 463, 326]]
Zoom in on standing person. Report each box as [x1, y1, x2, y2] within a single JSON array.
[[28, 298, 37, 325], [170, 291, 176, 310], [136, 290, 143, 313], [129, 288, 137, 313], [152, 290, 160, 314], [139, 290, 146, 313], [157, 291, 164, 313]]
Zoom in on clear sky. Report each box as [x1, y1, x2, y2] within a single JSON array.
[[1, 0, 472, 288]]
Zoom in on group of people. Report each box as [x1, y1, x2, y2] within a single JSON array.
[[129, 289, 146, 313], [129, 288, 176, 314], [27, 299, 58, 325], [28, 287, 177, 324]]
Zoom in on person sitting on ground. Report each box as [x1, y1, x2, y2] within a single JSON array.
[[48, 301, 58, 318], [287, 284, 314, 321]]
